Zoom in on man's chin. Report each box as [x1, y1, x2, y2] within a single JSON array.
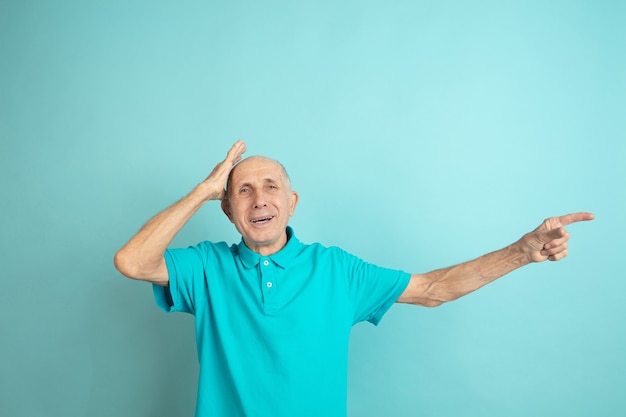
[[243, 229, 288, 255]]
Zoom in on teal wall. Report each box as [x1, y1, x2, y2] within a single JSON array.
[[1, 0, 624, 416]]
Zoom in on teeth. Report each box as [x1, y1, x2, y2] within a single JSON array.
[[252, 217, 272, 223]]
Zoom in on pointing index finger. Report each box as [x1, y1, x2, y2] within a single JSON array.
[[557, 212, 595, 227]]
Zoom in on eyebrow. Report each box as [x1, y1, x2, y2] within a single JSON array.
[[236, 178, 280, 188]]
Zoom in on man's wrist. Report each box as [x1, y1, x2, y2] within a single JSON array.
[[509, 237, 535, 266], [191, 181, 224, 203]]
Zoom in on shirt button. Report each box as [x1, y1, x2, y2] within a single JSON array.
[[263, 260, 270, 266], [266, 282, 273, 288]]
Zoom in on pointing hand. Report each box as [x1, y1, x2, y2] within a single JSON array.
[[519, 212, 595, 262]]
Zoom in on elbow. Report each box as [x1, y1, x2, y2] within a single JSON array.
[[404, 292, 447, 308], [420, 297, 446, 308], [402, 274, 448, 308], [421, 282, 449, 307], [426, 300, 445, 308], [114, 249, 167, 285], [113, 249, 141, 279], [422, 288, 461, 307]]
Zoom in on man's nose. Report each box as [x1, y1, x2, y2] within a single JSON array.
[[253, 191, 268, 208]]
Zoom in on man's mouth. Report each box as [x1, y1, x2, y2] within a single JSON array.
[[250, 216, 274, 224]]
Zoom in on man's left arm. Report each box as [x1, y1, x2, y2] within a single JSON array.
[[397, 212, 595, 307]]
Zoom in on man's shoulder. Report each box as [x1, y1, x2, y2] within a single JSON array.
[[293, 240, 359, 263]]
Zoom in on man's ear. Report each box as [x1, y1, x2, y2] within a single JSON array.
[[221, 196, 233, 222], [289, 191, 299, 216]]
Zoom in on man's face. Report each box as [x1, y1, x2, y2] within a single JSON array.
[[222, 156, 298, 256]]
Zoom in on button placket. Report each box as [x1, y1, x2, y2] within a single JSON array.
[[260, 257, 277, 312]]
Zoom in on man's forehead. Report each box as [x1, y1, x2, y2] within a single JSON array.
[[230, 156, 286, 183]]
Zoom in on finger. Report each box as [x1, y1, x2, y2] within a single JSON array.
[[226, 140, 247, 165], [548, 249, 568, 262], [543, 226, 568, 241], [556, 212, 595, 227], [543, 231, 569, 249], [541, 239, 568, 257], [205, 141, 246, 181]]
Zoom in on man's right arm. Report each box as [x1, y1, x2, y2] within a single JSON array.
[[113, 140, 247, 286]]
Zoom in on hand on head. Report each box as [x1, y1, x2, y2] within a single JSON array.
[[203, 140, 247, 201]]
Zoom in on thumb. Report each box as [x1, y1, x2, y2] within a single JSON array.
[[541, 227, 566, 242]]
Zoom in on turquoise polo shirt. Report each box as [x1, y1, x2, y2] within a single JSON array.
[[153, 227, 410, 417]]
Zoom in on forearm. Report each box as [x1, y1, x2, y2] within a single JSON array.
[[403, 242, 531, 306], [114, 182, 216, 281], [398, 212, 594, 307], [115, 141, 247, 283]]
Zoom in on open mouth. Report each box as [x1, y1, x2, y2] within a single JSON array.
[[250, 216, 274, 225]]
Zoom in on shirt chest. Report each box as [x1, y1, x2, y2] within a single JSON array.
[[206, 255, 350, 319]]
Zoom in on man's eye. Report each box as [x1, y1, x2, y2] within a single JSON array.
[[240, 188, 249, 193]]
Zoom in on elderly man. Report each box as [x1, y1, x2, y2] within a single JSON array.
[[114, 140, 594, 417]]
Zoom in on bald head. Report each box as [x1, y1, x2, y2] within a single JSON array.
[[225, 156, 292, 197]]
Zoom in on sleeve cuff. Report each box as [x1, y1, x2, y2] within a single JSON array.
[[152, 250, 181, 312], [368, 272, 411, 326]]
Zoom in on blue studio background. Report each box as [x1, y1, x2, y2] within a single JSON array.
[[1, 0, 624, 416]]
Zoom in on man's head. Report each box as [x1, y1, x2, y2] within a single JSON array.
[[221, 156, 299, 256]]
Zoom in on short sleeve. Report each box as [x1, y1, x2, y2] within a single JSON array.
[[152, 245, 207, 315], [340, 249, 411, 325]]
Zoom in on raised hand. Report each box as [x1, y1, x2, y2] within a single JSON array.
[[114, 140, 248, 283], [202, 140, 247, 201], [519, 212, 595, 262]]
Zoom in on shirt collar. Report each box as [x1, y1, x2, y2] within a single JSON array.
[[237, 226, 301, 269]]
